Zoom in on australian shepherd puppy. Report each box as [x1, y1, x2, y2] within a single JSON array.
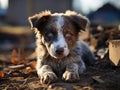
[[28, 10, 95, 84]]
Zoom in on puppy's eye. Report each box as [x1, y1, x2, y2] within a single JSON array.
[[44, 32, 54, 42], [47, 33, 53, 38], [65, 33, 71, 37], [65, 33, 72, 41]]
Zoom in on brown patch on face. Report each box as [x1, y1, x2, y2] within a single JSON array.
[[63, 16, 79, 48]]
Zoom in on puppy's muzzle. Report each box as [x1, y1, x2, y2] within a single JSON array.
[[55, 47, 64, 56]]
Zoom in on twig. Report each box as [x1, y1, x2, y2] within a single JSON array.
[[8, 62, 32, 69]]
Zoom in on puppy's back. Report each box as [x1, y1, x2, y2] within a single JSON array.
[[75, 40, 96, 66]]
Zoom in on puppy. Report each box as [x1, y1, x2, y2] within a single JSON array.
[[28, 10, 95, 84]]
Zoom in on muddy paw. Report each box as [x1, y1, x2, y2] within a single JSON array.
[[40, 72, 58, 84], [62, 71, 80, 82]]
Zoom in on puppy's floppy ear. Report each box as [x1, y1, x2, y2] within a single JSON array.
[[65, 10, 89, 31], [71, 15, 89, 31], [28, 10, 51, 30], [28, 15, 38, 28]]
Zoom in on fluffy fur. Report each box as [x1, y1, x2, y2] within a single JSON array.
[[28, 10, 95, 84]]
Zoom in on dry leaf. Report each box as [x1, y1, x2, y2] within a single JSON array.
[[20, 57, 27, 64], [0, 71, 5, 78], [12, 49, 17, 56], [30, 61, 36, 68], [10, 49, 20, 64], [10, 57, 20, 64], [10, 48, 26, 64], [26, 67, 34, 73]]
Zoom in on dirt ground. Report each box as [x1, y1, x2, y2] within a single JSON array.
[[0, 26, 120, 90]]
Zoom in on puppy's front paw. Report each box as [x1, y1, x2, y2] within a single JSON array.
[[62, 71, 80, 82], [40, 72, 58, 84]]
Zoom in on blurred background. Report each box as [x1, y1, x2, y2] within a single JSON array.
[[0, 0, 120, 53], [1, 1, 120, 89]]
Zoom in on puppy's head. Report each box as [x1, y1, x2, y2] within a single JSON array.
[[28, 10, 89, 59]]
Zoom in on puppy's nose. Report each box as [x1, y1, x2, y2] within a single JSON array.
[[56, 48, 64, 55]]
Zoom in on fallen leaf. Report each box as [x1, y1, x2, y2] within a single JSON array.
[[10, 49, 20, 64], [0, 71, 5, 78], [30, 61, 36, 68], [12, 49, 17, 56], [10, 57, 20, 64], [26, 67, 34, 73]]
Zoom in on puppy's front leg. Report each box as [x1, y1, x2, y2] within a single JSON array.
[[36, 64, 58, 84], [62, 62, 86, 82], [62, 63, 80, 82]]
